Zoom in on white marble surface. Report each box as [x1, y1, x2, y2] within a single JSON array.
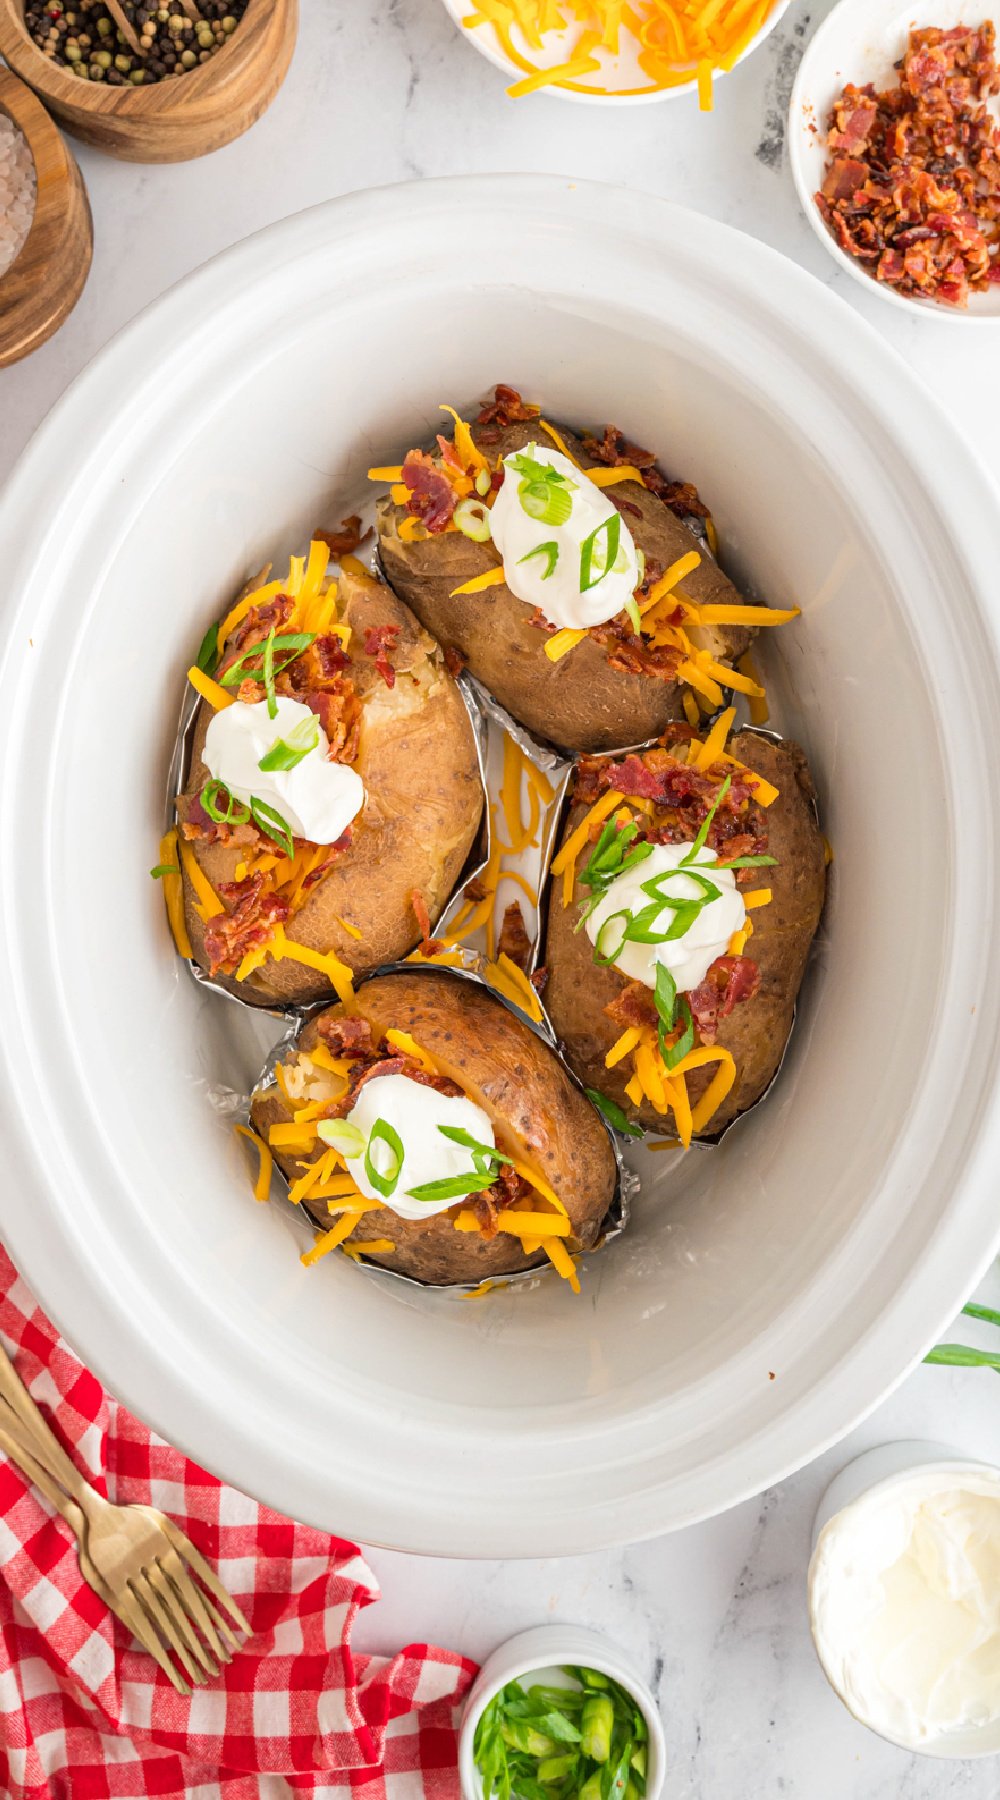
[[6, 1, 1000, 1792]]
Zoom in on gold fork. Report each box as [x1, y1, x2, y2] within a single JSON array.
[[0, 1340, 250, 1694]]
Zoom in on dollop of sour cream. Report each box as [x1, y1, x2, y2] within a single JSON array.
[[585, 841, 745, 993], [810, 1469, 1000, 1749], [489, 443, 640, 631], [342, 1072, 497, 1221], [204, 696, 364, 846]]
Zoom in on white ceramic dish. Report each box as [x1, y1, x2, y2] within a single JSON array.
[[808, 1442, 1000, 1757], [790, 0, 1000, 321], [439, 0, 792, 105], [459, 1625, 665, 1800], [3, 176, 1000, 1555]]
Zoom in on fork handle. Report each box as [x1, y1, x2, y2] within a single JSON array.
[[0, 1416, 86, 1534], [0, 1339, 91, 1503]]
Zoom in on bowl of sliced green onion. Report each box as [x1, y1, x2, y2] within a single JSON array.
[[460, 1625, 665, 1800]]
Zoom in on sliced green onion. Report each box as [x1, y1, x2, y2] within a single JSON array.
[[518, 540, 559, 580], [437, 1124, 513, 1167], [150, 863, 181, 879], [681, 774, 732, 865], [593, 910, 631, 966], [262, 626, 278, 720], [200, 778, 251, 826], [716, 853, 778, 870], [258, 713, 320, 772], [220, 631, 315, 689], [249, 796, 295, 857], [317, 1119, 366, 1157], [585, 1088, 643, 1139], [364, 1118, 405, 1199], [507, 452, 575, 527], [475, 466, 492, 497], [454, 498, 493, 543], [625, 898, 703, 944], [654, 964, 677, 1060], [623, 595, 642, 635], [662, 997, 695, 1070], [196, 621, 219, 675], [642, 868, 720, 908], [405, 1170, 497, 1204], [580, 512, 621, 593]]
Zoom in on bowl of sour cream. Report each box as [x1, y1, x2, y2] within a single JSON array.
[[809, 1441, 1000, 1757]]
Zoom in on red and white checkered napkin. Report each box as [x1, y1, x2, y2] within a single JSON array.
[[0, 1247, 477, 1800]]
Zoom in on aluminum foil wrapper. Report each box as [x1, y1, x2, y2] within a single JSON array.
[[246, 952, 636, 1296], [162, 648, 492, 1020]]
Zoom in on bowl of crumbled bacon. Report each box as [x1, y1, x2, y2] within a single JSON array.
[[439, 0, 792, 108], [791, 0, 1000, 315]]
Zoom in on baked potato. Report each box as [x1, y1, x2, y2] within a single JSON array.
[[543, 722, 825, 1139], [251, 967, 618, 1287], [375, 384, 797, 754], [168, 552, 484, 1007]]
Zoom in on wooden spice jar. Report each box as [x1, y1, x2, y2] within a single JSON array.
[[0, 67, 93, 366], [0, 0, 298, 162]]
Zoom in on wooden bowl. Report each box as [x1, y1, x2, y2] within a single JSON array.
[[0, 68, 93, 367], [0, 0, 298, 163]]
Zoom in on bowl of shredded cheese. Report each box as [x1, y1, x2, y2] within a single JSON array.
[[439, 0, 793, 108]]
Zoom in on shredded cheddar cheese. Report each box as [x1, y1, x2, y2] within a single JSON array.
[[545, 627, 588, 663], [536, 419, 580, 465], [472, 0, 780, 109], [451, 566, 506, 596], [187, 666, 233, 711], [157, 829, 192, 959], [301, 1211, 363, 1267], [177, 837, 224, 923], [484, 952, 544, 1024], [234, 1124, 272, 1202], [739, 650, 769, 724], [544, 1238, 581, 1293], [585, 465, 647, 488]]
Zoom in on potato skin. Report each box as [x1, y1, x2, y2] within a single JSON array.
[[377, 415, 754, 754], [251, 969, 618, 1284], [179, 572, 484, 1007], [543, 733, 826, 1135]]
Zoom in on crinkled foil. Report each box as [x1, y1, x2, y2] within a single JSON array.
[[246, 953, 635, 1295], [162, 654, 492, 1018]]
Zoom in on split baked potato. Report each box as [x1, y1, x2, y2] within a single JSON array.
[[169, 554, 484, 1007], [251, 967, 618, 1287], [543, 724, 826, 1139], [376, 385, 795, 754]]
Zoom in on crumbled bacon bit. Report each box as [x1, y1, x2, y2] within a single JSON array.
[[304, 688, 360, 763], [220, 593, 293, 664], [816, 25, 1000, 307], [317, 1015, 373, 1056], [177, 791, 260, 848], [530, 966, 548, 993], [581, 425, 709, 520], [498, 901, 532, 972], [203, 875, 289, 976], [604, 981, 658, 1032], [363, 622, 400, 689], [572, 744, 767, 864], [475, 383, 541, 426], [687, 956, 760, 1045], [444, 645, 466, 677], [402, 449, 457, 533], [410, 889, 444, 957], [314, 515, 371, 559]]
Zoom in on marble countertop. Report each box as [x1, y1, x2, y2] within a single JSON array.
[[5, 1, 1000, 1792]]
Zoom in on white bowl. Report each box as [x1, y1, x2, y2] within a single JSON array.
[[458, 1625, 666, 1800], [3, 176, 1000, 1555], [439, 0, 792, 104], [808, 1443, 1000, 1756], [789, 0, 1000, 320]]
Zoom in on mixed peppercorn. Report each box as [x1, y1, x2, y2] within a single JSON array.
[[24, 0, 248, 84]]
